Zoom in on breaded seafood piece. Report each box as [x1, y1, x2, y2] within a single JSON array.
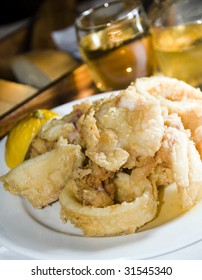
[[162, 127, 202, 209], [135, 76, 202, 101], [166, 100, 202, 159], [81, 87, 164, 171], [135, 76, 202, 158], [59, 178, 158, 236], [0, 144, 84, 208], [29, 102, 91, 158], [114, 159, 157, 203], [154, 114, 202, 209], [60, 153, 158, 236], [71, 160, 116, 208]]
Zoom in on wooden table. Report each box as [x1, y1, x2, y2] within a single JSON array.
[[0, 64, 99, 139], [0, 13, 101, 139]]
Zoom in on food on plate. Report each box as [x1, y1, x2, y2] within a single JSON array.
[[28, 102, 91, 158], [1, 76, 202, 236], [153, 113, 202, 209], [135, 76, 202, 159], [5, 109, 59, 168], [81, 88, 164, 171], [60, 180, 157, 236], [2, 144, 84, 208]]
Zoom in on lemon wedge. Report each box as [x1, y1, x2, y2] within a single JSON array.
[[5, 109, 59, 168]]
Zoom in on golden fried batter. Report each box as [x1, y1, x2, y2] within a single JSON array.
[[135, 76, 202, 159], [81, 87, 164, 171], [1, 144, 84, 208]]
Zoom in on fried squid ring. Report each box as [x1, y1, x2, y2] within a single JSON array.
[[135, 76, 202, 159], [59, 178, 157, 236]]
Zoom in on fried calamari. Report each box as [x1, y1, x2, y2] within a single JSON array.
[[1, 76, 202, 236]]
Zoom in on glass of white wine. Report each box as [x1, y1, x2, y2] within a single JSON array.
[[148, 0, 202, 88], [75, 0, 154, 92]]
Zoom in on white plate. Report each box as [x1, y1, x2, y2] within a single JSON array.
[[1, 92, 202, 260]]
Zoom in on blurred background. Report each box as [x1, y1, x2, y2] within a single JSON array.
[[0, 0, 153, 43], [0, 0, 153, 24], [0, 0, 155, 89], [0, 0, 156, 136], [2, 0, 201, 137]]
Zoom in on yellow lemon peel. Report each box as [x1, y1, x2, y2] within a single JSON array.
[[5, 109, 59, 169]]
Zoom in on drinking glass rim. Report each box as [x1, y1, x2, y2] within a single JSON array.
[[75, 0, 144, 31], [151, 19, 202, 29]]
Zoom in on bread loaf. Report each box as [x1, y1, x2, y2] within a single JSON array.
[[0, 79, 37, 115], [11, 49, 79, 88]]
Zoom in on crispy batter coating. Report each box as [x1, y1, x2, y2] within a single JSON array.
[[60, 180, 158, 236], [153, 114, 202, 209], [1, 144, 84, 208], [81, 87, 164, 171], [29, 102, 91, 158], [71, 160, 115, 207], [135, 76, 202, 159]]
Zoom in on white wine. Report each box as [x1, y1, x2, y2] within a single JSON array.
[[79, 19, 154, 92], [151, 22, 202, 87]]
